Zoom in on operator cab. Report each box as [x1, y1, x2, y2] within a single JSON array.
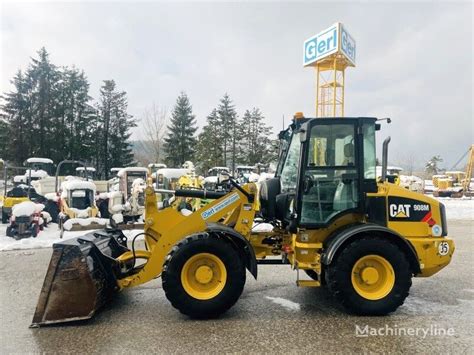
[[260, 116, 378, 228], [24, 158, 55, 176]]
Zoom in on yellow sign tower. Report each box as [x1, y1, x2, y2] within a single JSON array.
[[303, 23, 356, 117]]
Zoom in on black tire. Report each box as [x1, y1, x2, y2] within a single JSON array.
[[2, 209, 8, 224], [162, 233, 246, 318], [326, 237, 412, 316], [31, 225, 38, 238], [259, 178, 280, 219], [97, 198, 110, 219], [6, 226, 13, 237], [44, 200, 60, 224]]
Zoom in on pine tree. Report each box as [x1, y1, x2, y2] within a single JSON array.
[[50, 66, 95, 165], [425, 155, 443, 175], [0, 70, 31, 164], [0, 118, 8, 158], [195, 109, 224, 173], [163, 92, 197, 167], [1, 48, 137, 175], [237, 108, 275, 166], [217, 93, 238, 171], [27, 47, 61, 158], [96, 80, 136, 178]]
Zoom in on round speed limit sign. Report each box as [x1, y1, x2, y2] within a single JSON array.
[[438, 242, 450, 256]]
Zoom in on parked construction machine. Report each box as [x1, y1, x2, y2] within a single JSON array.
[[462, 144, 474, 196], [203, 166, 231, 190], [6, 201, 49, 240], [105, 167, 148, 222], [31, 116, 454, 327], [433, 145, 474, 198], [58, 179, 105, 238]]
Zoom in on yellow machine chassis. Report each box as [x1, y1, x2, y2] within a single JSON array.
[[116, 180, 454, 291], [117, 184, 259, 289]]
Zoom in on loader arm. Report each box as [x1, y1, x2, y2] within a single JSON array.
[[116, 184, 259, 289]]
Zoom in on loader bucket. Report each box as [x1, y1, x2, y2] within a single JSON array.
[[31, 229, 129, 327]]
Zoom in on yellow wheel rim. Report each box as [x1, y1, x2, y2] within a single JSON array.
[[351, 255, 395, 300], [181, 253, 227, 300]]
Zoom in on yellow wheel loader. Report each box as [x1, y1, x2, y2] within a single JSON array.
[[31, 116, 454, 327]]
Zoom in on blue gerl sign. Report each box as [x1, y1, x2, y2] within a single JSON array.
[[303, 23, 356, 67], [340, 24, 356, 65]]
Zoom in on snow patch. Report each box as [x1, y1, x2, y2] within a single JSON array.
[[63, 217, 109, 231], [98, 192, 109, 200], [26, 157, 53, 164], [436, 197, 474, 220], [180, 209, 193, 216], [13, 176, 26, 183], [25, 169, 49, 178], [117, 167, 148, 177], [44, 193, 59, 202], [0, 224, 143, 251], [75, 167, 96, 172], [112, 213, 123, 224], [12, 202, 44, 217], [265, 296, 301, 311], [61, 180, 96, 193], [252, 223, 274, 232], [41, 211, 52, 223], [68, 207, 91, 218], [248, 172, 260, 183]]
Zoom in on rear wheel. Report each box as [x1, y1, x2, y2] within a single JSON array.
[[326, 237, 412, 315], [162, 234, 246, 318]]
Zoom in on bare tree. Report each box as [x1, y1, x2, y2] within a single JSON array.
[[139, 103, 167, 164], [405, 153, 417, 175]]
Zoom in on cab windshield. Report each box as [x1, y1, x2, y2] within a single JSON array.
[[279, 132, 301, 192], [276, 128, 294, 177]]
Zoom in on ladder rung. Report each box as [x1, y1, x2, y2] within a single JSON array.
[[296, 280, 321, 287]]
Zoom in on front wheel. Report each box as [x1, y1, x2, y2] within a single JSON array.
[[326, 237, 412, 315], [162, 234, 246, 318]]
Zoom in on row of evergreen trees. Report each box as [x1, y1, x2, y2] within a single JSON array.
[[0, 48, 136, 178], [1, 48, 278, 177], [165, 93, 277, 173]]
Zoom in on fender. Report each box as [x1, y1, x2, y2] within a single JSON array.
[[321, 223, 420, 274], [206, 223, 258, 279]]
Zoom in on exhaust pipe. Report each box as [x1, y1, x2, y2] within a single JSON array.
[[381, 136, 391, 182]]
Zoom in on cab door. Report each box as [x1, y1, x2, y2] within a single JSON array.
[[297, 121, 363, 227]]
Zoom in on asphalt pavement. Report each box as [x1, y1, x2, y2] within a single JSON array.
[[0, 220, 473, 354]]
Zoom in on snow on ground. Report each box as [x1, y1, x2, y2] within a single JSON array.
[[0, 224, 83, 251], [0, 223, 142, 252], [0, 197, 471, 251], [435, 197, 474, 220], [265, 296, 301, 311]]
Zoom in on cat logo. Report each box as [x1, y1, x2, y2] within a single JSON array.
[[389, 204, 411, 218], [388, 197, 432, 222]]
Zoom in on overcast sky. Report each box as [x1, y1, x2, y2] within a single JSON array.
[[1, 1, 472, 168]]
